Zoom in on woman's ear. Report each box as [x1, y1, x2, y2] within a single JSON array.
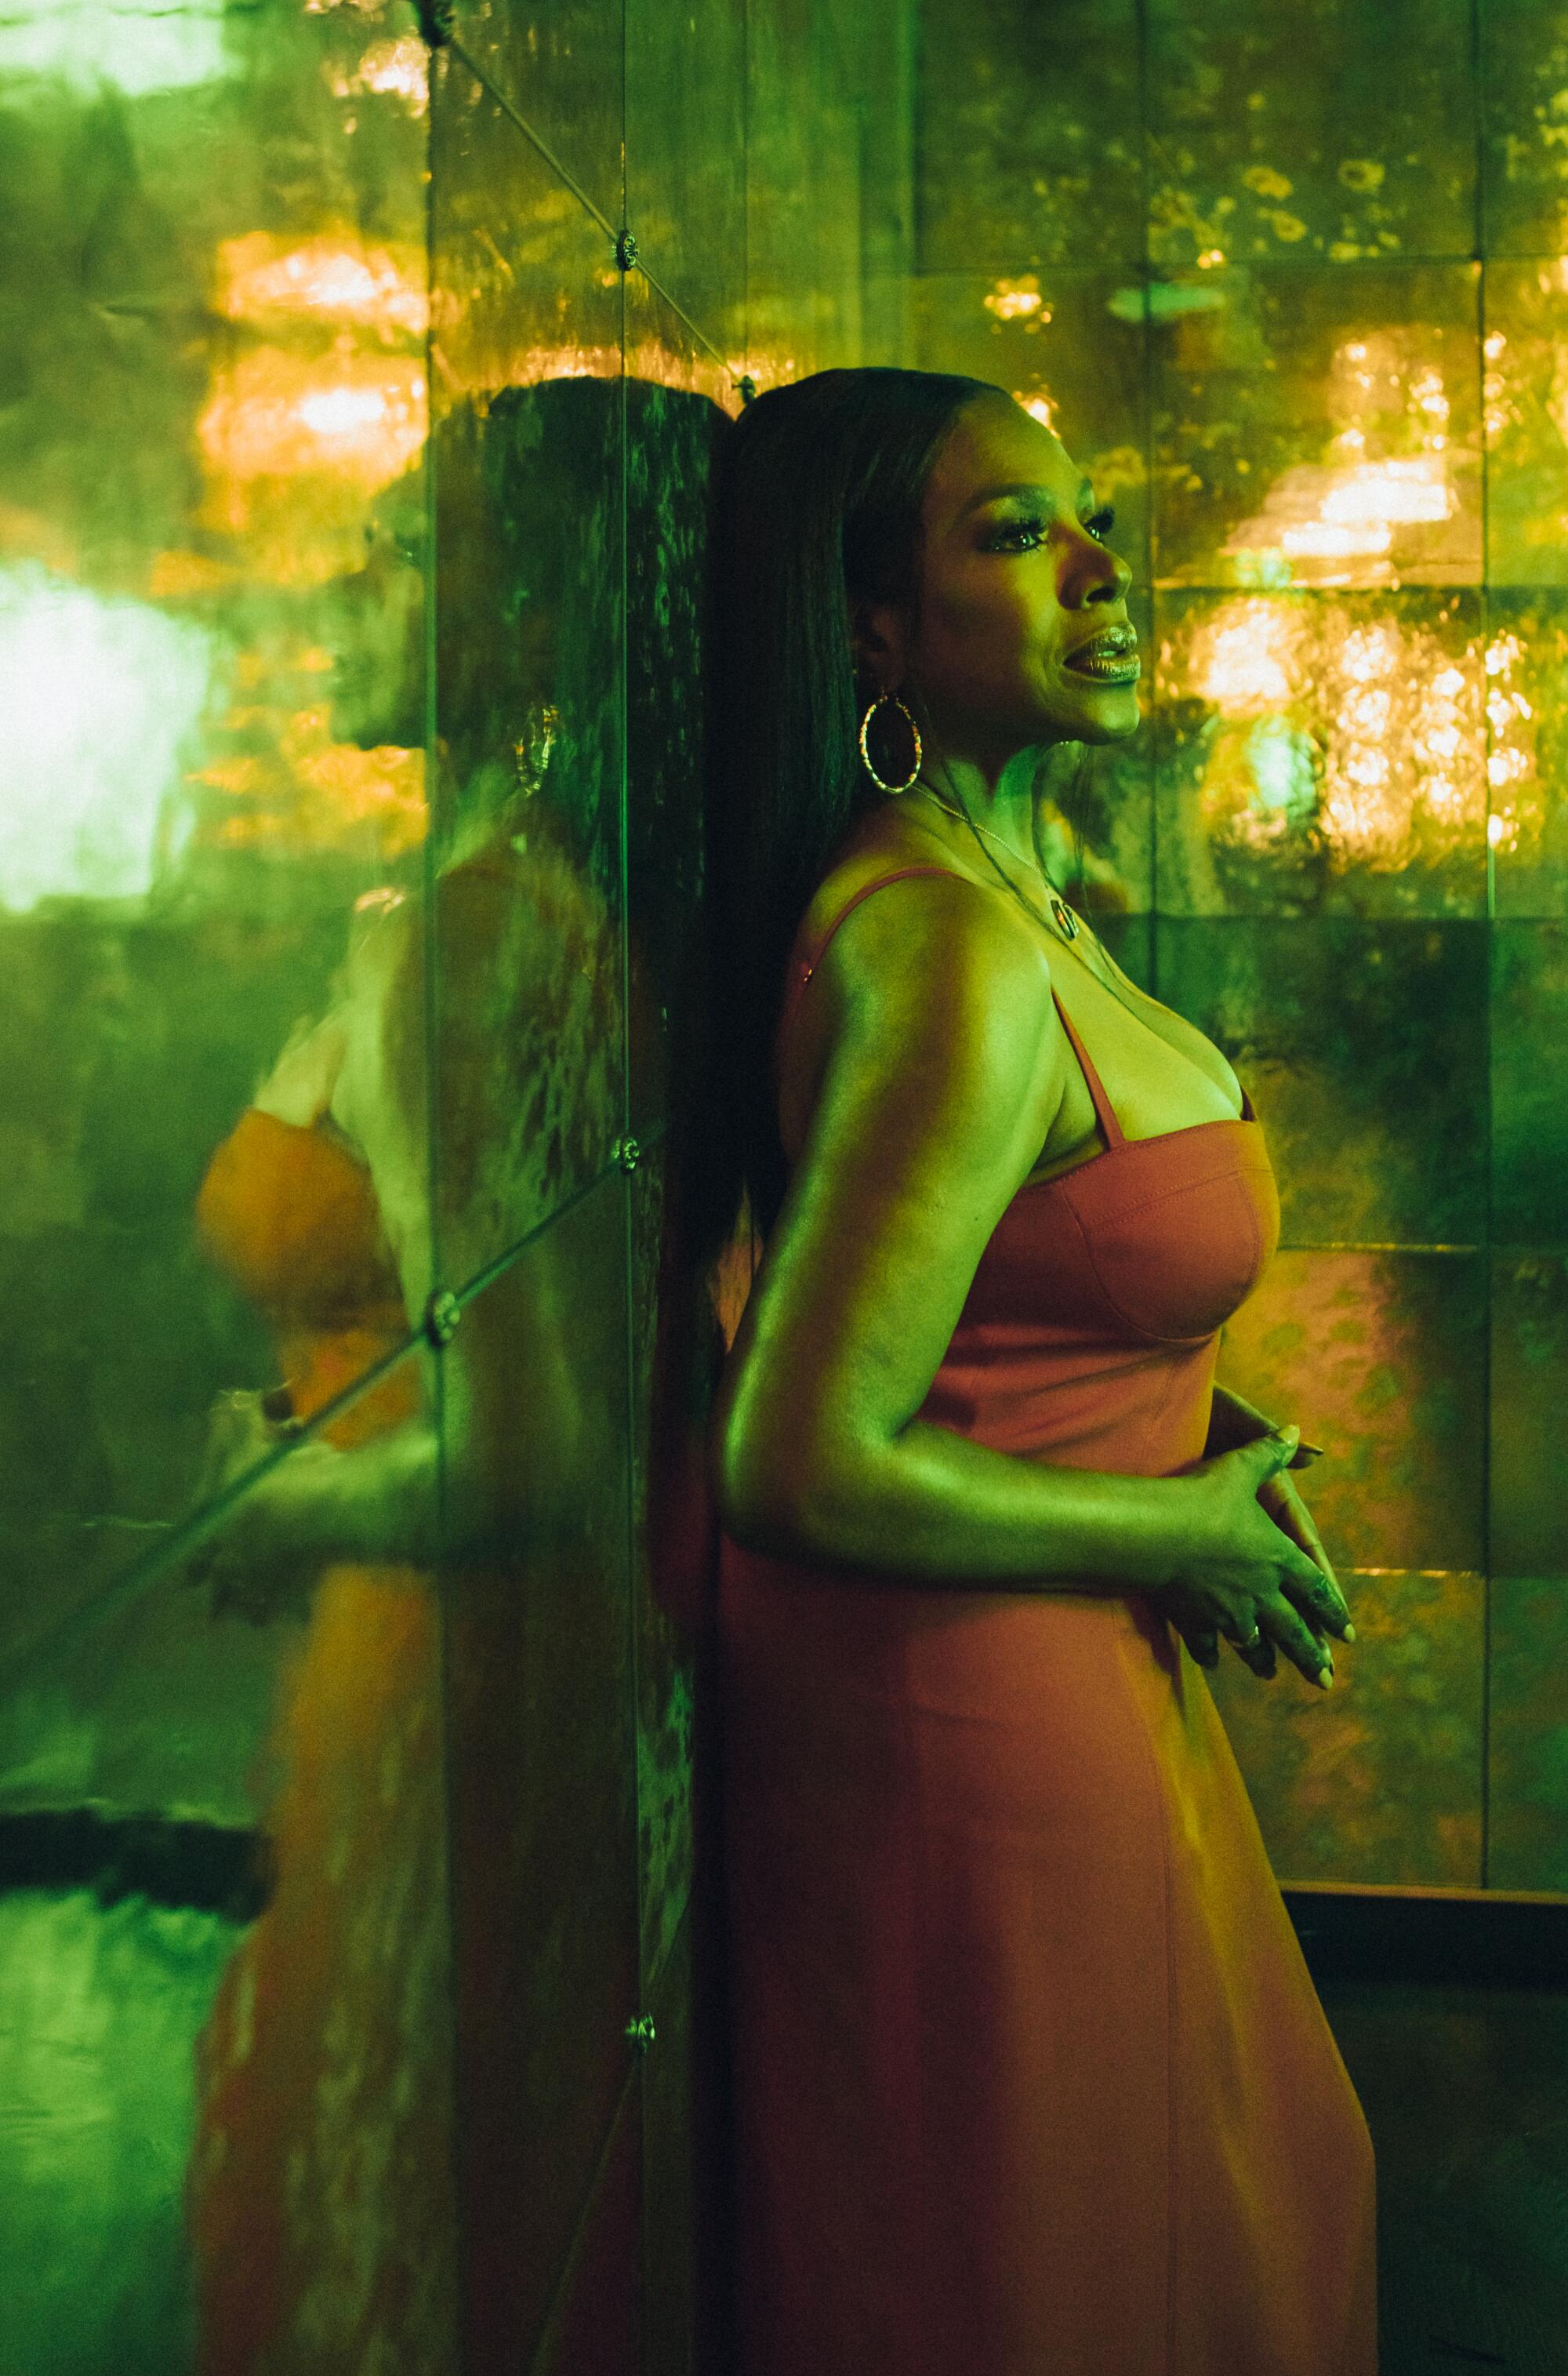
[[847, 598, 907, 690]]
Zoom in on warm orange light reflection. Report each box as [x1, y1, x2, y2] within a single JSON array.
[[1012, 391, 1058, 431], [1183, 598, 1484, 867], [201, 225, 427, 584], [432, 284, 625, 400], [198, 350, 426, 494], [1321, 459, 1452, 528], [439, 318, 741, 413], [1222, 335, 1467, 587], [191, 703, 426, 858], [217, 232, 428, 338], [1224, 455, 1456, 578], [1483, 628, 1545, 858], [984, 276, 1049, 325], [1192, 607, 1298, 713], [335, 34, 428, 114], [623, 337, 742, 413]]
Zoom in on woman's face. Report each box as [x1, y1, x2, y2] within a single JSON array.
[[897, 392, 1139, 773]]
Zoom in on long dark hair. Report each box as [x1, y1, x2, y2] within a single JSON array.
[[686, 365, 999, 1268]]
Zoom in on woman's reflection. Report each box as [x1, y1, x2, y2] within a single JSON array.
[[180, 376, 628, 2373]]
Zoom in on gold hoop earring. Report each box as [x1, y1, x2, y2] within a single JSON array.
[[858, 691, 923, 796]]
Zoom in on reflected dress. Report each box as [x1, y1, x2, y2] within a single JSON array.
[[716, 869, 1378, 2376], [188, 1110, 456, 2376]]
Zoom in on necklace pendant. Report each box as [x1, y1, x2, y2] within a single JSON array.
[[1049, 896, 1080, 941]]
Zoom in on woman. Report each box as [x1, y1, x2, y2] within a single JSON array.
[[701, 369, 1377, 2374]]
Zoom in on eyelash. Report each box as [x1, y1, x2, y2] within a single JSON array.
[[992, 506, 1117, 551]]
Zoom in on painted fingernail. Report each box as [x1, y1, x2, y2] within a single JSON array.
[[1341, 1622, 1356, 1643], [1317, 1664, 1334, 1688]]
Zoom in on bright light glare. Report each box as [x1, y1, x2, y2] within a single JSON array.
[[216, 234, 429, 338], [1320, 461, 1452, 527], [297, 387, 390, 437], [1193, 609, 1298, 711], [354, 35, 427, 110], [1279, 519, 1393, 559], [0, 0, 230, 94], [0, 566, 214, 909], [984, 278, 1048, 323]]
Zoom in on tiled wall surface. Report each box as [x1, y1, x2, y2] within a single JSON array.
[[0, 1, 878, 2368], [914, 0, 1568, 1895]]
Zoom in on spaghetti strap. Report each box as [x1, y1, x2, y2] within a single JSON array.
[[1050, 988, 1125, 1150], [779, 867, 1250, 1143], [778, 866, 960, 1044]]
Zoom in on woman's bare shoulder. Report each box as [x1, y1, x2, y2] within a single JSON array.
[[778, 818, 1054, 1162], [797, 812, 1035, 975]]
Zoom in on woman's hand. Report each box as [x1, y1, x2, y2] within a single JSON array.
[[1243, 1455, 1349, 1682], [1157, 1430, 1356, 1690], [182, 1387, 327, 1623], [1192, 1384, 1348, 1682], [1204, 1379, 1323, 1469]]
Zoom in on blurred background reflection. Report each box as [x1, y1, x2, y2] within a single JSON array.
[[1, 0, 1565, 2370]]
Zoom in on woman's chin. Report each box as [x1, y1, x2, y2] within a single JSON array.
[[1058, 696, 1143, 745]]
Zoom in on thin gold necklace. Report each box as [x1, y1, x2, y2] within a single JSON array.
[[907, 779, 1149, 1031], [909, 778, 1127, 1002], [912, 780, 1078, 928]]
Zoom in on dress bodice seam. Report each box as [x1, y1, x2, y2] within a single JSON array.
[[985, 1175, 1258, 1351], [1016, 1112, 1261, 1197]]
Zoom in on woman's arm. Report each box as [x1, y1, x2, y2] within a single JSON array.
[[712, 874, 1345, 1678]]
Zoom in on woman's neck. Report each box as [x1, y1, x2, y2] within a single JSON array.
[[906, 748, 1050, 884]]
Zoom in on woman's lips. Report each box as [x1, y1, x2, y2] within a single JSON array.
[[1061, 642, 1141, 680]]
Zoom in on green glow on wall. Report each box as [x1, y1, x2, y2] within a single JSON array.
[[0, 1890, 241, 2375], [0, 0, 231, 97], [1246, 714, 1319, 819], [0, 566, 212, 910]]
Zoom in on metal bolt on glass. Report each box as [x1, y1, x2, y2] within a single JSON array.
[[625, 2014, 656, 2053], [615, 1136, 641, 1174], [423, 1290, 461, 1349], [615, 227, 639, 273]]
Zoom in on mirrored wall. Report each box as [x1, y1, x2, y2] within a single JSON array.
[[0, 1, 869, 2367]]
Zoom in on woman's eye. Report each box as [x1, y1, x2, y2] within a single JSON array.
[[989, 505, 1117, 551]]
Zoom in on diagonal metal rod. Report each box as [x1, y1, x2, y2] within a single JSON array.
[[445, 31, 620, 243], [445, 32, 747, 398], [0, 1121, 666, 1692]]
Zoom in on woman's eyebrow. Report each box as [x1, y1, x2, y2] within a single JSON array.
[[957, 477, 1096, 520]]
